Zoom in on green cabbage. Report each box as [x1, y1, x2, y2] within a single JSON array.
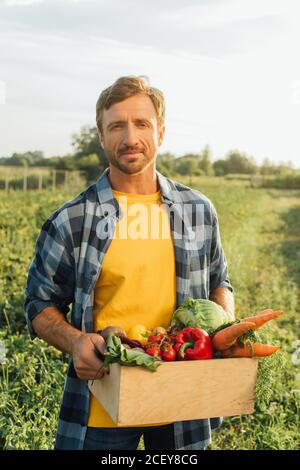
[[171, 298, 231, 333]]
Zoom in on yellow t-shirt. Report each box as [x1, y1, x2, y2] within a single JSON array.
[[88, 189, 177, 427]]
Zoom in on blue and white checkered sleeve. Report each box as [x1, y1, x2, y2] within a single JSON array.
[[209, 206, 233, 294], [24, 218, 75, 339]]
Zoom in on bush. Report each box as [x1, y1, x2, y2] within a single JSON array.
[[261, 174, 300, 189], [225, 174, 251, 181]]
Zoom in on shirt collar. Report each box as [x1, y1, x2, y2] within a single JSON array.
[[95, 167, 179, 219]]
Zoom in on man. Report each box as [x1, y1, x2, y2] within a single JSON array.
[[24, 76, 234, 450]]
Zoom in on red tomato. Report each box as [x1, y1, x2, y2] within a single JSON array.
[[148, 334, 165, 344], [160, 343, 176, 362], [145, 343, 161, 357]]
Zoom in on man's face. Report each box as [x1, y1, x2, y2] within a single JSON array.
[[99, 94, 165, 175]]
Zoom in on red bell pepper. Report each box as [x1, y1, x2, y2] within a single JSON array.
[[175, 327, 195, 345], [174, 327, 213, 360]]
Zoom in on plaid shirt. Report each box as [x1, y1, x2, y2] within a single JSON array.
[[24, 168, 233, 450]]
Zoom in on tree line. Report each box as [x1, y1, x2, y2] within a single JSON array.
[[0, 125, 296, 184]]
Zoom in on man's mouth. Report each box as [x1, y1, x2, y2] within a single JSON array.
[[120, 151, 142, 157]]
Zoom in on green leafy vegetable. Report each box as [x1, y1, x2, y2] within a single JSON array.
[[171, 298, 231, 334], [255, 351, 285, 409], [103, 335, 161, 372]]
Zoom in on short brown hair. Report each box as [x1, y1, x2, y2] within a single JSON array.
[[96, 75, 165, 133]]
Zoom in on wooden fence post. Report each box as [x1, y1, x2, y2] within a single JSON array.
[[5, 175, 9, 192], [64, 170, 68, 189], [23, 168, 27, 191], [52, 169, 56, 191]]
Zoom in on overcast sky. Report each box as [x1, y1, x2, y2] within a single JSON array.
[[0, 0, 299, 166]]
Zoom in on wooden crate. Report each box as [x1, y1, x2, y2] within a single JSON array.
[[88, 358, 258, 426]]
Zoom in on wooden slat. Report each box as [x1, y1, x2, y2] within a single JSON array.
[[89, 364, 121, 424], [89, 358, 258, 426]]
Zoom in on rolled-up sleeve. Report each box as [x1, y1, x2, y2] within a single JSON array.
[[209, 206, 234, 294], [24, 217, 75, 339]]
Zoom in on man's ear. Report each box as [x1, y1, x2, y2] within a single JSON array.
[[158, 126, 165, 147], [98, 131, 104, 149]]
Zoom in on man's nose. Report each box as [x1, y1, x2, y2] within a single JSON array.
[[122, 125, 139, 147]]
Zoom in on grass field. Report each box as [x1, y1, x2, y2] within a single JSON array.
[[0, 178, 299, 450]]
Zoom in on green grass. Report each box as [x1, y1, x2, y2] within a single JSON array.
[[189, 184, 300, 450], [0, 181, 299, 449]]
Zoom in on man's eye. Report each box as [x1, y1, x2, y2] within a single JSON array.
[[112, 124, 122, 129], [138, 122, 147, 128]]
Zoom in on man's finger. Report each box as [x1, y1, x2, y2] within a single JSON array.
[[94, 365, 109, 380], [91, 334, 107, 356], [94, 348, 104, 361]]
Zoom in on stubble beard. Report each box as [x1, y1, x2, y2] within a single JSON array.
[[107, 151, 154, 175]]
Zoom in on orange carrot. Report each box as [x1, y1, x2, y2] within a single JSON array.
[[221, 342, 280, 358], [212, 321, 256, 351], [243, 309, 283, 330]]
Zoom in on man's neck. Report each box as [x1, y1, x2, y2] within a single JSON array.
[[108, 164, 160, 195]]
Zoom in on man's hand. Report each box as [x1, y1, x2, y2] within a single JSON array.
[[72, 333, 108, 381], [31, 307, 110, 381], [209, 287, 235, 321]]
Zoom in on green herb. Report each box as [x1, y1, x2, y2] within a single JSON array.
[[255, 351, 285, 409], [236, 329, 259, 347], [103, 336, 161, 372]]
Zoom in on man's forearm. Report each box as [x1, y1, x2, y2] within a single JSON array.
[[32, 306, 108, 380], [31, 306, 84, 355], [209, 287, 235, 321]]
